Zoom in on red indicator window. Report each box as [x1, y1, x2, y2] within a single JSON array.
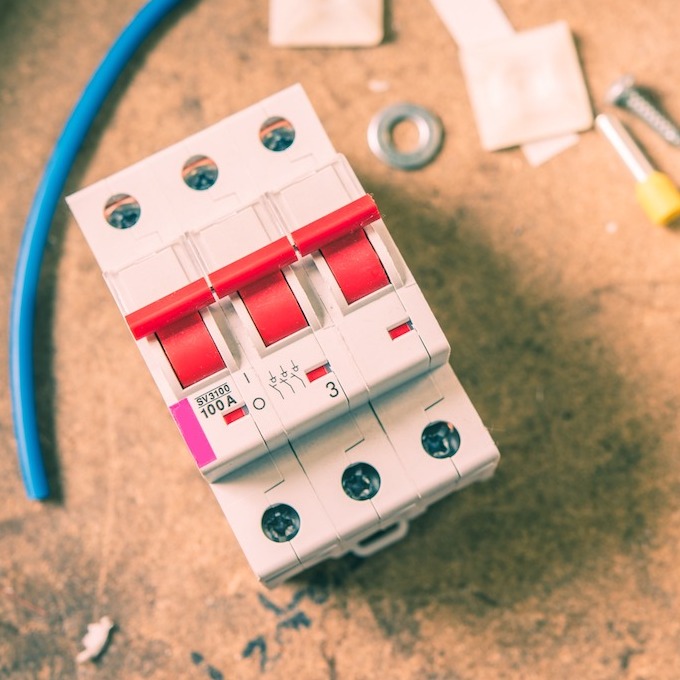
[[224, 406, 248, 425], [388, 321, 413, 340], [306, 364, 331, 383]]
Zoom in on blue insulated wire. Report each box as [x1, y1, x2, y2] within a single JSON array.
[[9, 0, 186, 499]]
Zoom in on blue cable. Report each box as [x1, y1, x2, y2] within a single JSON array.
[[10, 0, 186, 499]]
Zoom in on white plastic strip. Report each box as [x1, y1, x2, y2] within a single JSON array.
[[269, 0, 384, 47], [429, 0, 513, 47], [522, 134, 579, 167], [429, 0, 579, 165]]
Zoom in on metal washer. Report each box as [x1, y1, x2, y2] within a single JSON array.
[[368, 103, 444, 170]]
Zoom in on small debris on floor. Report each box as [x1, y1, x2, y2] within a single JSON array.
[[76, 616, 115, 663]]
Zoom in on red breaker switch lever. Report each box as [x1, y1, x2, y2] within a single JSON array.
[[156, 312, 226, 388], [207, 237, 308, 347], [125, 278, 215, 340], [292, 194, 381, 255], [239, 272, 308, 346], [321, 230, 389, 304], [209, 237, 298, 297], [291, 195, 390, 304], [122, 278, 226, 389]]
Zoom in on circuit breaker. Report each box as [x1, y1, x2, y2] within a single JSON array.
[[67, 85, 499, 587]]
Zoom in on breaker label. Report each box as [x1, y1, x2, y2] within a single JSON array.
[[325, 381, 340, 398], [194, 380, 241, 419], [268, 361, 306, 399], [180, 374, 268, 473], [195, 381, 234, 407], [198, 398, 239, 419]]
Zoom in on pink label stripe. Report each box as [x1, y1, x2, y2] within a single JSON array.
[[169, 399, 217, 468]]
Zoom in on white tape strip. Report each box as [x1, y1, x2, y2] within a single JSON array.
[[522, 134, 579, 167], [429, 0, 579, 164], [269, 0, 384, 47], [428, 0, 513, 47]]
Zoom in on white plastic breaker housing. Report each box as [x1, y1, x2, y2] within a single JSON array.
[[67, 85, 500, 587]]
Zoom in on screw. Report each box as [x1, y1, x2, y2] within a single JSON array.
[[261, 504, 300, 543], [103, 193, 141, 229], [606, 74, 680, 147], [182, 155, 219, 191], [259, 116, 296, 152], [421, 421, 461, 459], [341, 463, 381, 501]]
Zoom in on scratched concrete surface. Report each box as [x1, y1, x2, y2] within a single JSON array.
[[2, 0, 680, 678]]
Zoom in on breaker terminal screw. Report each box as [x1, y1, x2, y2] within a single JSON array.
[[342, 463, 381, 501], [261, 504, 300, 542], [182, 155, 218, 190], [104, 193, 141, 229], [421, 421, 461, 459], [260, 116, 296, 152]]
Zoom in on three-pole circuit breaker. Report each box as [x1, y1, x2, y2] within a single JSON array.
[[67, 85, 500, 587]]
